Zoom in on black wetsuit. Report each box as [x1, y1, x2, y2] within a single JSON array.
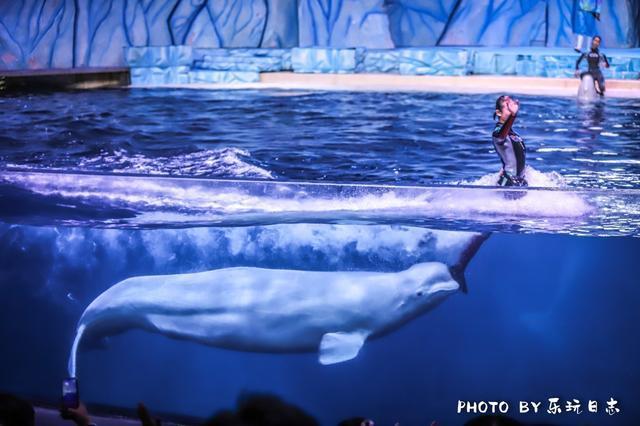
[[492, 116, 527, 186], [576, 48, 609, 94]]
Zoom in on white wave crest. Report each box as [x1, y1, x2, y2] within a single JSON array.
[[13, 147, 275, 180]]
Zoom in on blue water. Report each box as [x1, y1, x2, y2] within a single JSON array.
[[1, 225, 638, 425], [1, 89, 639, 188], [1, 89, 639, 425]]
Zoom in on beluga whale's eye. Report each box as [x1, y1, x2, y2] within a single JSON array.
[[416, 291, 423, 297]]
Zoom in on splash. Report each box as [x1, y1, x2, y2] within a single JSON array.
[[455, 166, 568, 188], [0, 169, 603, 235], [9, 147, 275, 180], [1, 169, 592, 222]]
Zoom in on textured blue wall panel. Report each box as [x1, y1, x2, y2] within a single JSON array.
[[596, 49, 640, 78], [125, 46, 193, 68], [396, 48, 470, 75], [130, 65, 190, 85], [0, 0, 298, 70], [169, 0, 266, 47], [358, 49, 401, 73], [166, 0, 297, 48], [1, 0, 639, 70], [191, 48, 292, 70], [262, 0, 299, 47], [385, 0, 460, 46], [195, 55, 283, 72], [548, 0, 633, 48], [387, 0, 635, 48], [467, 47, 640, 78], [291, 47, 357, 73], [438, 0, 547, 46], [132, 66, 262, 85], [189, 70, 260, 83], [298, 0, 394, 48], [541, 55, 578, 77], [0, 0, 75, 69], [75, 0, 130, 67], [596, 0, 634, 48]]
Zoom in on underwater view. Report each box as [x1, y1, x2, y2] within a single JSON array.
[[0, 89, 639, 425]]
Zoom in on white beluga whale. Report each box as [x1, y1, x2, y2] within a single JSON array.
[[577, 73, 599, 102], [68, 231, 488, 375]]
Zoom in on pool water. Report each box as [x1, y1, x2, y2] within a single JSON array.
[[0, 89, 639, 425], [1, 89, 639, 188], [1, 224, 638, 425]]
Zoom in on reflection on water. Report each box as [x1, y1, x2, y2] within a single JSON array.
[[1, 90, 639, 189], [2, 170, 639, 237]]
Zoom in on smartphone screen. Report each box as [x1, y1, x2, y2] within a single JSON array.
[[62, 378, 79, 409]]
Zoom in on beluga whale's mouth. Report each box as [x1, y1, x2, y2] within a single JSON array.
[[67, 228, 489, 375]]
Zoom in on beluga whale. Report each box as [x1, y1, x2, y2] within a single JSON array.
[[577, 73, 599, 103], [68, 231, 488, 376]]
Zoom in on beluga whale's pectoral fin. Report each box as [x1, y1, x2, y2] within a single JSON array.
[[319, 330, 369, 365]]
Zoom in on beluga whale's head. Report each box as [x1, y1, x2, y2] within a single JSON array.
[[578, 73, 598, 103], [396, 261, 460, 316], [394, 232, 489, 319]]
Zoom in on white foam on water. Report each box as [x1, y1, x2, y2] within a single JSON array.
[[10, 147, 275, 180], [456, 166, 567, 188], [574, 158, 640, 165], [2, 167, 593, 224], [449, 167, 591, 218], [537, 147, 581, 153]]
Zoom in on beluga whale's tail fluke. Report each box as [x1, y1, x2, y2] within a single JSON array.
[[68, 229, 488, 374]]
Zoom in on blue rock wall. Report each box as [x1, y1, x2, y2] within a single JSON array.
[[546, 0, 634, 48], [439, 0, 548, 46], [297, 0, 394, 48], [1, 0, 638, 70], [634, 0, 640, 46], [385, 0, 460, 46]]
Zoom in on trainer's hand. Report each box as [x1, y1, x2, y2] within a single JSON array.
[[574, 70, 580, 78], [594, 12, 600, 21], [137, 402, 162, 426], [60, 402, 91, 426], [507, 99, 519, 114]]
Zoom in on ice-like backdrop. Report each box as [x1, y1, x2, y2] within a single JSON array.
[[1, 0, 638, 70]]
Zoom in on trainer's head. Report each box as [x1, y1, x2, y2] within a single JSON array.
[[592, 35, 601, 49], [494, 95, 507, 120], [494, 95, 520, 121]]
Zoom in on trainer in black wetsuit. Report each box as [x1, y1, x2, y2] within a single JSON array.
[[576, 35, 610, 95], [492, 96, 527, 187]]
